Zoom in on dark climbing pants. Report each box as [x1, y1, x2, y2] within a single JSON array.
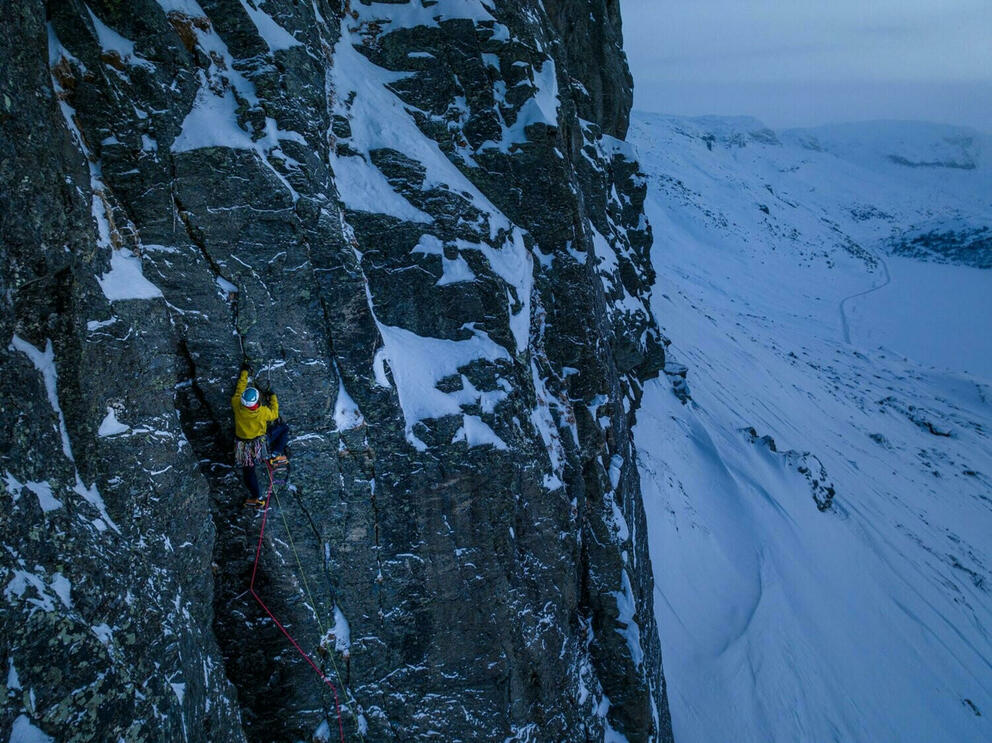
[[268, 421, 289, 457], [241, 422, 290, 500], [242, 463, 261, 500]]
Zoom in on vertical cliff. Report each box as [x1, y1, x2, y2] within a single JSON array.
[[1, 1, 672, 740]]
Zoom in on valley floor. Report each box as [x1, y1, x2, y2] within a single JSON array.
[[845, 255, 992, 378]]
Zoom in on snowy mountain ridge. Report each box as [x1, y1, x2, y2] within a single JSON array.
[[661, 114, 992, 171], [631, 112, 992, 742], [635, 113, 992, 270], [782, 119, 990, 171]]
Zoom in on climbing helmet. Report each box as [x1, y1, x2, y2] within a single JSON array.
[[241, 387, 260, 409]]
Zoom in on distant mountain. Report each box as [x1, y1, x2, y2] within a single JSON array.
[[784, 120, 988, 171], [632, 112, 992, 743], [633, 114, 992, 269]]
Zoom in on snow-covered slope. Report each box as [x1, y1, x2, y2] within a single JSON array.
[[630, 113, 992, 742]]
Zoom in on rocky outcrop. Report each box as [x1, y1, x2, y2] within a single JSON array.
[[889, 225, 992, 268], [2, 1, 672, 741]]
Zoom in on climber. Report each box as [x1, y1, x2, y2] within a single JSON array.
[[232, 360, 289, 504]]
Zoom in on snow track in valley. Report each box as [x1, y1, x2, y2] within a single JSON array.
[[839, 252, 890, 345]]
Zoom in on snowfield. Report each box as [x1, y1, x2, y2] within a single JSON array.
[[631, 113, 992, 742], [845, 256, 992, 378]]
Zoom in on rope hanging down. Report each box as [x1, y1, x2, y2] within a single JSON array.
[[270, 487, 364, 739], [235, 279, 361, 739], [250, 461, 345, 743]]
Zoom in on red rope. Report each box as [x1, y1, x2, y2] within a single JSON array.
[[250, 460, 346, 743]]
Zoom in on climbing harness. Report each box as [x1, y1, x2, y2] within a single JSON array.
[[235, 437, 267, 468]]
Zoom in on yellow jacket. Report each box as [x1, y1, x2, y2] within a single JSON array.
[[231, 370, 279, 440]]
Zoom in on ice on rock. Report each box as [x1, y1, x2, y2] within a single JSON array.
[[411, 234, 444, 256], [330, 605, 351, 653], [604, 491, 630, 543], [50, 573, 72, 609], [4, 570, 71, 614], [85, 6, 155, 70], [452, 414, 508, 450], [153, 0, 206, 13], [313, 720, 332, 743], [330, 153, 432, 223], [348, 0, 497, 29], [215, 275, 238, 296], [7, 659, 20, 690], [528, 361, 567, 489], [493, 57, 560, 151], [608, 454, 624, 490], [4, 471, 23, 503], [237, 0, 300, 51], [591, 227, 618, 275], [467, 229, 534, 354], [436, 255, 476, 286], [613, 570, 644, 669], [173, 85, 255, 152], [166, 0, 306, 198], [91, 623, 114, 645], [98, 408, 130, 437], [331, 32, 516, 236], [10, 336, 74, 459], [9, 336, 121, 533]]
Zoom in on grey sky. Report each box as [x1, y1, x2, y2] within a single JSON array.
[[619, 0, 992, 130]]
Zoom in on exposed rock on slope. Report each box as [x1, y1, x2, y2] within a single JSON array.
[[1, 1, 671, 740]]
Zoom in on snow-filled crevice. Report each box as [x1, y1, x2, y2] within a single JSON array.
[[175, 331, 360, 735], [329, 23, 537, 360], [9, 334, 121, 534], [48, 22, 167, 306]]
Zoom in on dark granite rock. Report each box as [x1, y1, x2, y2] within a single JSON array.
[[2, 1, 673, 740]]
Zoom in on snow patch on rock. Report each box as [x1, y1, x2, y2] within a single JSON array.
[[333, 379, 365, 431], [9, 715, 55, 743], [97, 249, 163, 302]]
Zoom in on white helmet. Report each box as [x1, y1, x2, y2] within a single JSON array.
[[241, 387, 260, 409]]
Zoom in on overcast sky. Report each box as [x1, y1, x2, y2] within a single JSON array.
[[619, 0, 992, 131]]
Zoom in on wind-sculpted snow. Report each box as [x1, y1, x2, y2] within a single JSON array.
[[632, 112, 992, 742], [1, 2, 670, 741]]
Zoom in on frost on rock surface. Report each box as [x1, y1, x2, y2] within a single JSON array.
[[2, 1, 670, 742]]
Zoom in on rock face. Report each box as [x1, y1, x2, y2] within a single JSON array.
[[1, 1, 672, 741]]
